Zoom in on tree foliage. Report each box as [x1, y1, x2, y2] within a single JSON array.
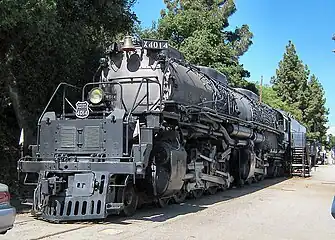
[[304, 74, 328, 140], [137, 0, 258, 93], [326, 134, 335, 151], [270, 41, 328, 141], [259, 84, 303, 122], [271, 41, 310, 108], [0, 0, 137, 194]]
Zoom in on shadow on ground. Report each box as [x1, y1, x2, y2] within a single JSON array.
[[14, 176, 291, 225], [11, 198, 31, 214], [108, 177, 289, 224]]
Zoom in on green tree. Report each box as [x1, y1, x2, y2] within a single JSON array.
[[326, 134, 335, 150], [0, 0, 137, 193], [0, 0, 136, 146], [271, 40, 329, 141], [271, 40, 309, 109], [259, 84, 303, 122], [304, 74, 329, 140], [0, 72, 20, 193], [137, 0, 257, 93]]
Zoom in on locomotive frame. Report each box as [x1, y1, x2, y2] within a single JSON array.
[[17, 36, 311, 222]]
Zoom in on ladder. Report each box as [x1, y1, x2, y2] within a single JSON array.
[[291, 147, 311, 177]]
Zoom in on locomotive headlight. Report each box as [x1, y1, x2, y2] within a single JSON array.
[[89, 87, 104, 104]]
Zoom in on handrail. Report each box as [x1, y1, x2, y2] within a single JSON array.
[[82, 77, 163, 156], [36, 82, 80, 150], [38, 82, 80, 124], [82, 76, 162, 109], [18, 155, 134, 162]]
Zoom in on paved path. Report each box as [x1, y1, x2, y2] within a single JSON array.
[[4, 165, 335, 240]]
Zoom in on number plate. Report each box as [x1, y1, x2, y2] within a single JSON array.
[[75, 101, 89, 119], [142, 39, 168, 50]]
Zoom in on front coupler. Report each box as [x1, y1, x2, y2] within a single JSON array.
[[18, 159, 136, 222]]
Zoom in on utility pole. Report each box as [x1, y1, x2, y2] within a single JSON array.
[[332, 34, 335, 53], [259, 75, 263, 103]]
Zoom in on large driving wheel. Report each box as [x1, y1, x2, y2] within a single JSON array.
[[117, 182, 138, 217]]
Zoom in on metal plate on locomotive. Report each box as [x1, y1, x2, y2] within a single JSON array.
[[75, 101, 89, 119], [142, 39, 168, 50]]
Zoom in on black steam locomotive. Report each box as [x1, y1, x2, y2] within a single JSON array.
[[18, 36, 311, 222]]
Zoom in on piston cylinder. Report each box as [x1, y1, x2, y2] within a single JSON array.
[[226, 124, 254, 139]]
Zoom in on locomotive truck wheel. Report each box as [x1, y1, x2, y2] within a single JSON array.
[[236, 179, 245, 188], [192, 189, 204, 199], [273, 166, 279, 177], [117, 182, 138, 217], [173, 190, 187, 204], [221, 184, 228, 191], [267, 165, 275, 178], [256, 174, 265, 181], [207, 186, 218, 195], [156, 198, 169, 208], [136, 198, 144, 210], [246, 178, 253, 185]]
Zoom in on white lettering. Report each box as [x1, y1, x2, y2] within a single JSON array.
[[143, 40, 168, 49]]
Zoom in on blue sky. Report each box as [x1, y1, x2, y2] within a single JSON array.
[[132, 0, 335, 131]]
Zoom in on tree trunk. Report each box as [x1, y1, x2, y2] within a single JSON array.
[[6, 74, 35, 155]]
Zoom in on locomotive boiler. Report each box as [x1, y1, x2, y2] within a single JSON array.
[[17, 36, 309, 222]]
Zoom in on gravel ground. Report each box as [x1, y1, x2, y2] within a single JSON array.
[[3, 164, 335, 240]]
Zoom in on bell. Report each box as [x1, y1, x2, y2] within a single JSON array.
[[122, 35, 136, 52]]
